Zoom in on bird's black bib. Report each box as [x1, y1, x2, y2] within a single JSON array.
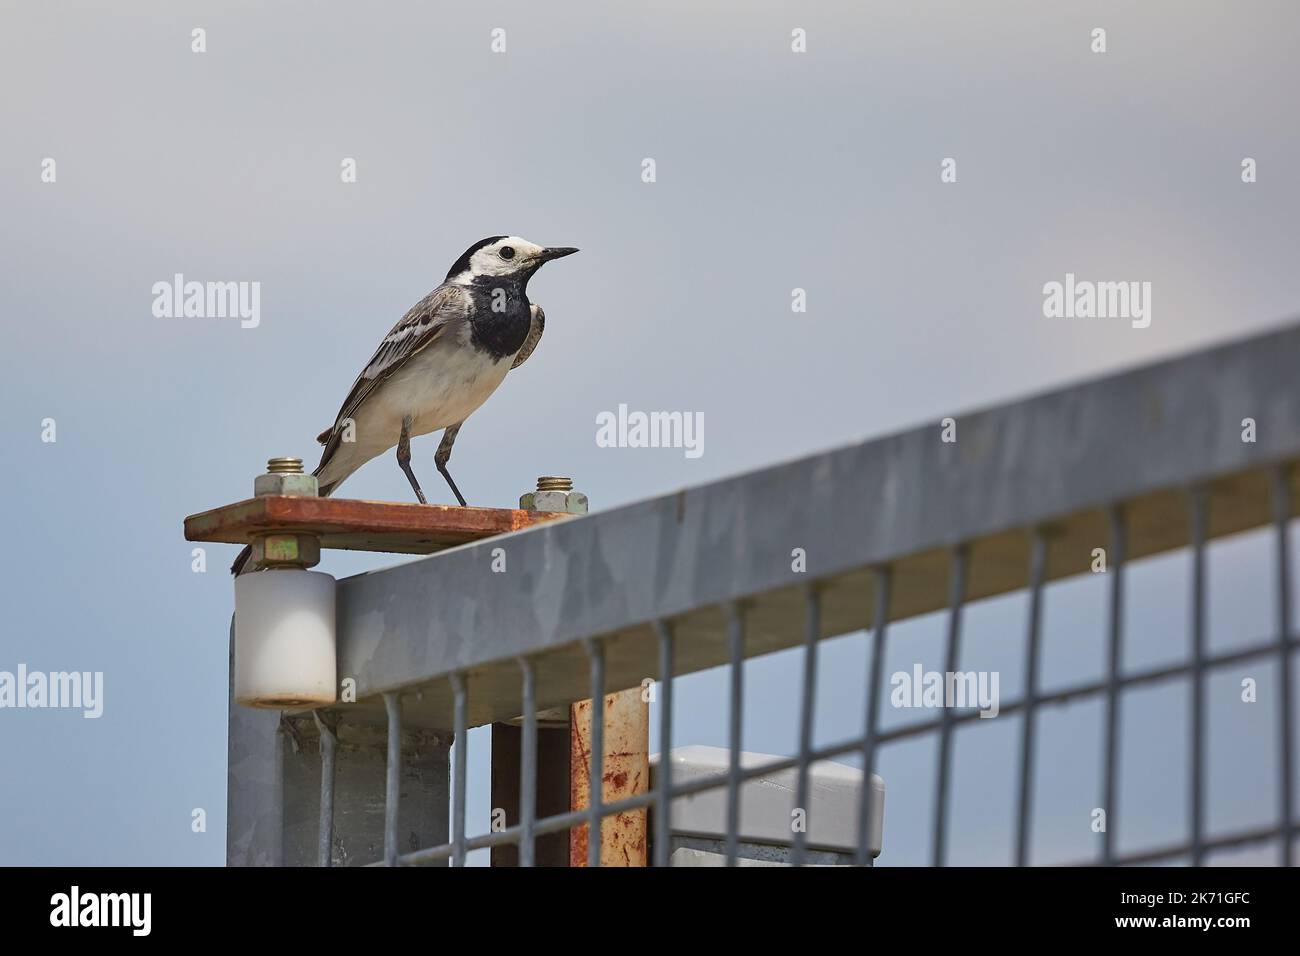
[[465, 277, 532, 361]]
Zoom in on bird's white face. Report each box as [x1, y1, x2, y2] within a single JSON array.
[[463, 237, 548, 279], [445, 235, 579, 284]]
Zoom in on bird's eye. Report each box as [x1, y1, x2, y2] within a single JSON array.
[[499, 246, 516, 260]]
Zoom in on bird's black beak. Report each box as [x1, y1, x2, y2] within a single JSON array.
[[537, 246, 579, 262]]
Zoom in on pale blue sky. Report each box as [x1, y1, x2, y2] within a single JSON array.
[[1, 0, 1298, 865]]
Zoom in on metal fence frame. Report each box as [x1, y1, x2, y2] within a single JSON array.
[[228, 320, 1300, 866]]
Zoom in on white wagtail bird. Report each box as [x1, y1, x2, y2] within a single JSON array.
[[231, 235, 578, 574]]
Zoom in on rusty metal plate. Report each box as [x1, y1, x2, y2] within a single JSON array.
[[184, 495, 564, 555]]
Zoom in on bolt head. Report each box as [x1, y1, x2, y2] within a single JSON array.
[[524, 490, 569, 512], [254, 472, 319, 498], [249, 533, 321, 570], [520, 490, 588, 514]]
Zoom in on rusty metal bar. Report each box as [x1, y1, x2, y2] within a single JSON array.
[[654, 620, 674, 868], [1190, 487, 1208, 865], [312, 710, 337, 868], [1274, 466, 1295, 867], [725, 602, 745, 867], [932, 545, 968, 867], [790, 584, 821, 866], [1015, 530, 1048, 867], [570, 685, 649, 866], [856, 567, 890, 866], [450, 672, 468, 867], [518, 658, 537, 867], [382, 692, 401, 867]]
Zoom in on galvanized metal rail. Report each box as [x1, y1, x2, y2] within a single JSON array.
[[231, 319, 1300, 866]]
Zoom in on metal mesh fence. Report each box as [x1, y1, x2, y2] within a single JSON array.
[[226, 324, 1300, 867], [326, 467, 1293, 866]]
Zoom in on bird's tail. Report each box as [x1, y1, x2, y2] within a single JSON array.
[[230, 544, 254, 576], [230, 466, 340, 575]]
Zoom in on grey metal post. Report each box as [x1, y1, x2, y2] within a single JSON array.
[[226, 620, 451, 866]]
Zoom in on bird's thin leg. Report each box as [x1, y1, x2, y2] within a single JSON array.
[[397, 415, 427, 505], [435, 423, 468, 507]]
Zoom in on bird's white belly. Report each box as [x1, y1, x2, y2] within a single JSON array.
[[375, 342, 512, 439], [314, 338, 515, 493]]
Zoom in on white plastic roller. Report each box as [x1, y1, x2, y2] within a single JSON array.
[[234, 568, 337, 708]]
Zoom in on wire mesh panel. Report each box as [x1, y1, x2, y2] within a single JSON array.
[[342, 480, 1296, 866], [225, 323, 1300, 867]]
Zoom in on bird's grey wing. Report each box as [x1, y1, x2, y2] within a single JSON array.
[[315, 284, 469, 468], [511, 303, 545, 370]]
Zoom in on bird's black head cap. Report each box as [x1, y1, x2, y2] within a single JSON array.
[[446, 236, 509, 280]]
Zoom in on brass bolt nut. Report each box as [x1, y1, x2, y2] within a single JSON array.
[[254, 456, 318, 498], [249, 533, 321, 569]]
